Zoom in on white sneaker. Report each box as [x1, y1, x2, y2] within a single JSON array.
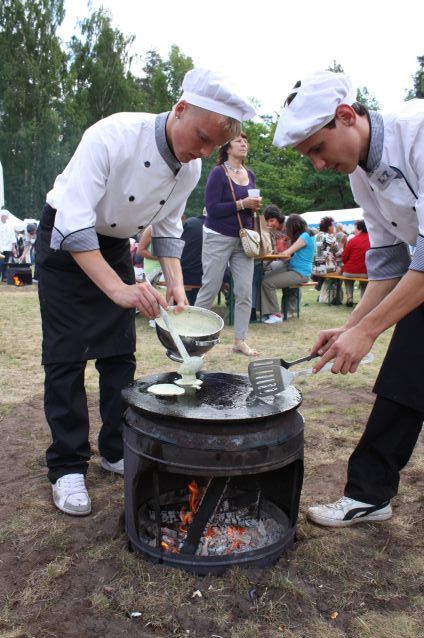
[[101, 457, 124, 476], [307, 496, 392, 528], [52, 473, 91, 516], [263, 314, 283, 324]]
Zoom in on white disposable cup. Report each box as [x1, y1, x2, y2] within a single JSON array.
[[247, 188, 260, 197]]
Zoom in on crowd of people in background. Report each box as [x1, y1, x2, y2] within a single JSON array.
[[0, 208, 38, 281], [126, 198, 367, 345]]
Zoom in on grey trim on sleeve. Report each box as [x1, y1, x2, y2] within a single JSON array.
[[151, 236, 184, 259], [51, 226, 99, 252], [366, 243, 411, 280], [410, 235, 424, 272]]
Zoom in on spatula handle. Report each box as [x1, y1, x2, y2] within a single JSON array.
[[283, 353, 319, 368]]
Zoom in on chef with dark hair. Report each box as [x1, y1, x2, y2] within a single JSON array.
[[36, 68, 255, 516], [274, 70, 424, 528]]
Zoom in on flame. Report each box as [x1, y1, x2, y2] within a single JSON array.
[[179, 480, 200, 534], [161, 540, 170, 551], [12, 275, 23, 286]]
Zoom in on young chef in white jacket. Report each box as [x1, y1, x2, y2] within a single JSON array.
[[37, 68, 255, 516], [274, 71, 424, 527]]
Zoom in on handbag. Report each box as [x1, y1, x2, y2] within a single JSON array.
[[222, 166, 261, 258]]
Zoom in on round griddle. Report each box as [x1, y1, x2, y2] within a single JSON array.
[[122, 371, 302, 423]]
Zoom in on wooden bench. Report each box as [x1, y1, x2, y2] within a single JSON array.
[[316, 274, 369, 305]]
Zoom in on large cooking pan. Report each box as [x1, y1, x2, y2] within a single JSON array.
[[155, 306, 224, 362]]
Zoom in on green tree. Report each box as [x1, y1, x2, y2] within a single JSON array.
[[0, 0, 67, 217], [67, 7, 141, 133], [139, 45, 193, 112], [407, 55, 424, 99]]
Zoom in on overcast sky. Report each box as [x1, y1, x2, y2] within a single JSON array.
[[59, 0, 423, 116]]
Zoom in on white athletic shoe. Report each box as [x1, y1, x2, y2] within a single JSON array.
[[52, 473, 91, 516], [101, 457, 124, 476], [307, 496, 392, 528], [263, 314, 283, 324]]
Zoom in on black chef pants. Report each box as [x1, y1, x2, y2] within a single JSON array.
[[45, 353, 136, 484], [344, 396, 423, 504], [344, 304, 424, 504]]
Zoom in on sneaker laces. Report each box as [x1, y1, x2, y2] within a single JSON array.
[[59, 474, 86, 492], [331, 496, 354, 510]]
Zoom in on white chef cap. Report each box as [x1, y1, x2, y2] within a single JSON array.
[[181, 68, 256, 122], [273, 71, 356, 148]]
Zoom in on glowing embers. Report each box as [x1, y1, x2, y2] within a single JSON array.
[[141, 480, 286, 557]]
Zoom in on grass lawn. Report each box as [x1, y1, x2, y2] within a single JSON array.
[[0, 283, 422, 638]]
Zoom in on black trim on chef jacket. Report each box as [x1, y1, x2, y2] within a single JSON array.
[[36, 204, 136, 365]]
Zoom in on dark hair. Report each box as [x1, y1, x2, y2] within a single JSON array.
[[26, 223, 37, 234], [285, 80, 368, 129], [217, 132, 248, 165], [263, 204, 285, 225], [285, 214, 313, 241], [319, 216, 335, 232], [355, 219, 367, 233]]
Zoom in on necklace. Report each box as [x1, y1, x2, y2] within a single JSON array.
[[225, 161, 244, 174]]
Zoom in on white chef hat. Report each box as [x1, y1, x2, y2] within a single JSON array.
[[273, 71, 356, 148], [181, 68, 256, 122]]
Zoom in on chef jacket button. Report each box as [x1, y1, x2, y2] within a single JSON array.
[[160, 199, 166, 205], [111, 223, 117, 227], [391, 221, 397, 227], [129, 195, 135, 202], [138, 225, 144, 230], [144, 161, 150, 167]]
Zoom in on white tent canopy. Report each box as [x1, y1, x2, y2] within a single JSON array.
[[301, 208, 363, 233]]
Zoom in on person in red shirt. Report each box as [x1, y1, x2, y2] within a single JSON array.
[[342, 220, 370, 306]]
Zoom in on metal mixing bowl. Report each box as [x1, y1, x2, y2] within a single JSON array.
[[155, 306, 224, 362]]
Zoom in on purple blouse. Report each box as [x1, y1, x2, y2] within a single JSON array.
[[204, 165, 256, 237]]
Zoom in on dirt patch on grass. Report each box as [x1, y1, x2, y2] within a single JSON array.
[[0, 388, 422, 638], [0, 287, 422, 637]]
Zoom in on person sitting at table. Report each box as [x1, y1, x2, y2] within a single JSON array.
[[342, 219, 370, 307], [313, 216, 342, 304], [261, 214, 315, 323], [251, 205, 290, 322]]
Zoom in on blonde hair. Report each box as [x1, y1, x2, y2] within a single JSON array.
[[184, 103, 241, 138]]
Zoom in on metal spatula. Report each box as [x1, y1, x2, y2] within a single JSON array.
[[248, 352, 319, 397], [248, 353, 374, 398]]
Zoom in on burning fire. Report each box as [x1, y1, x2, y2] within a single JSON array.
[[179, 480, 200, 534], [158, 481, 252, 555], [12, 275, 24, 286]]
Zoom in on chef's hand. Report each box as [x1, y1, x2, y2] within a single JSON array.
[[312, 325, 374, 374], [165, 283, 188, 312], [111, 282, 167, 319]]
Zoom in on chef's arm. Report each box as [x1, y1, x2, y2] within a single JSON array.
[[70, 249, 167, 319], [313, 270, 424, 373], [158, 256, 188, 311], [137, 226, 155, 260]]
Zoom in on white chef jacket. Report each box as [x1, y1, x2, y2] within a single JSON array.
[[47, 112, 201, 258], [349, 99, 424, 280]]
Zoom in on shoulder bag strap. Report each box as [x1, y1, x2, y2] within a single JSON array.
[[221, 165, 244, 230]]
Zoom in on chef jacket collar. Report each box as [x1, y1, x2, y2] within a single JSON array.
[[359, 110, 384, 173], [155, 112, 182, 175]]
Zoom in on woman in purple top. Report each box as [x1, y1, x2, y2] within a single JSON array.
[[195, 133, 261, 356]]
